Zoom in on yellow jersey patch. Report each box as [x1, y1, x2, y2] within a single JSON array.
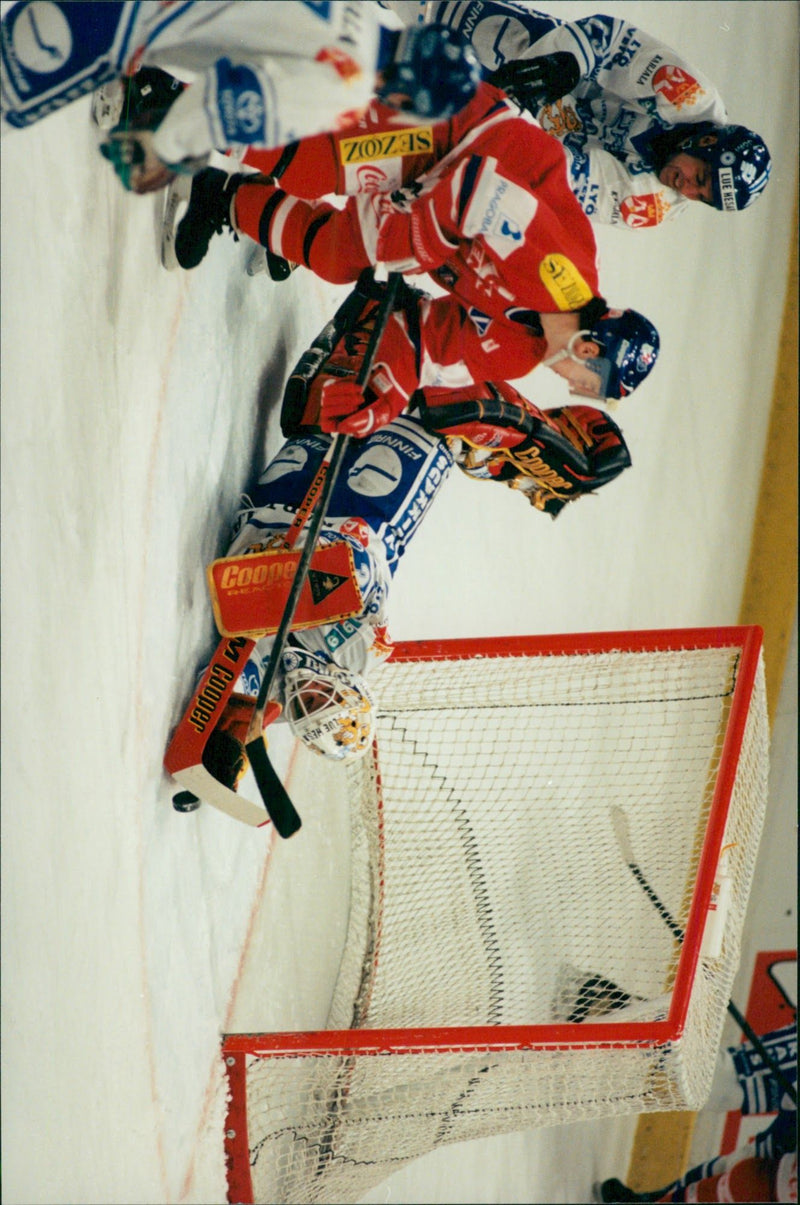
[[339, 125, 434, 164], [539, 253, 594, 311]]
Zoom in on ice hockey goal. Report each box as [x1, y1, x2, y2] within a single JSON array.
[[223, 626, 769, 1205]]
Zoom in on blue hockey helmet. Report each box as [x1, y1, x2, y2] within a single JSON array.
[[376, 24, 481, 121], [674, 123, 771, 212], [579, 309, 660, 401]]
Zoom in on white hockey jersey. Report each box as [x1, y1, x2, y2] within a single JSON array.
[[2, 1, 383, 156], [381, 1, 729, 228]]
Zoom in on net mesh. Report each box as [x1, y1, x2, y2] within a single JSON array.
[[225, 635, 770, 1205]]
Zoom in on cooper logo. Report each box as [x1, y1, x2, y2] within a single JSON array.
[[13, 2, 72, 74], [652, 65, 703, 110]]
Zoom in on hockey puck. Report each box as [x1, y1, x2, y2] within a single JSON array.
[[173, 790, 201, 813]]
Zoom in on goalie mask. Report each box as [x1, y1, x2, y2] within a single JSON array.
[[674, 123, 771, 212], [282, 647, 374, 763]]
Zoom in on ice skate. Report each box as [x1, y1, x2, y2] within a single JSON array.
[[160, 173, 193, 270], [245, 243, 298, 281], [173, 167, 243, 271]]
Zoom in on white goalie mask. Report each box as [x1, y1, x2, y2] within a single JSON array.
[[282, 647, 375, 763]]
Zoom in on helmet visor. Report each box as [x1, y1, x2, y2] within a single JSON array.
[[565, 356, 615, 401]]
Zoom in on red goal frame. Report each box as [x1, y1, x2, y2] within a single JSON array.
[[221, 625, 765, 1205]]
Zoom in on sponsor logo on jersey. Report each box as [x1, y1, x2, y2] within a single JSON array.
[[464, 168, 536, 261], [234, 91, 265, 137], [538, 254, 594, 311], [539, 99, 582, 137], [324, 616, 362, 655], [470, 14, 531, 69], [352, 163, 391, 191], [652, 65, 704, 110], [316, 45, 362, 82], [347, 445, 404, 496], [620, 192, 670, 227], [11, 2, 72, 74], [339, 126, 434, 164], [467, 307, 492, 337], [636, 54, 664, 86], [338, 518, 370, 546], [216, 61, 266, 141]]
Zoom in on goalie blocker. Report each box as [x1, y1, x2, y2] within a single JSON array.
[[415, 381, 632, 517]]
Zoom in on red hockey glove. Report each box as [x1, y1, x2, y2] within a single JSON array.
[[319, 369, 409, 437]]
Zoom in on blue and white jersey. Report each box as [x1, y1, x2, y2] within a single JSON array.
[[2, 1, 382, 154], [381, 1, 728, 227], [227, 414, 452, 695]]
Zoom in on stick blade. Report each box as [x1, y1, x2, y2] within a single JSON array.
[[246, 736, 302, 838]]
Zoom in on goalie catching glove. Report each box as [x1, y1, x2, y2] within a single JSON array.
[[417, 381, 632, 518]]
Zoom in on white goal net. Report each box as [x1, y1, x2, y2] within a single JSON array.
[[223, 627, 769, 1205]]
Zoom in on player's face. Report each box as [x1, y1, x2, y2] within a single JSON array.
[[547, 339, 606, 399], [659, 153, 713, 204], [290, 679, 335, 718]]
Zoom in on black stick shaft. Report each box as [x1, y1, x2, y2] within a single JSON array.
[[624, 856, 797, 1106]]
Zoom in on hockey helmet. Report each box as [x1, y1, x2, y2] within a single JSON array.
[[673, 123, 771, 212], [582, 309, 660, 400], [545, 308, 660, 402], [376, 24, 481, 121], [282, 647, 374, 764]]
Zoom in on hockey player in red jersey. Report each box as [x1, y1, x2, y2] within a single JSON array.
[[280, 274, 635, 519], [171, 80, 660, 423]]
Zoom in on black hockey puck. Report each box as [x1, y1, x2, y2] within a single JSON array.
[[173, 790, 201, 813]]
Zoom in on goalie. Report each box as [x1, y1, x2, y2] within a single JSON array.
[[198, 409, 453, 790]]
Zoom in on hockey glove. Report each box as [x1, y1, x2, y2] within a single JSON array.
[[100, 128, 206, 194], [319, 372, 409, 438], [100, 128, 176, 193], [436, 393, 631, 518], [488, 52, 580, 114]]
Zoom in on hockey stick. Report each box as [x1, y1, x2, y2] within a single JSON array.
[[166, 443, 348, 828], [611, 805, 797, 1105], [168, 271, 401, 832], [244, 270, 403, 836]]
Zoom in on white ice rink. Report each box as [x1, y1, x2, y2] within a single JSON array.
[[1, 3, 797, 1202]]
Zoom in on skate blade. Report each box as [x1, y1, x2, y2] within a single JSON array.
[[160, 173, 193, 270], [246, 244, 268, 276]]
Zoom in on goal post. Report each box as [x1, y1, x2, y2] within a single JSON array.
[[222, 626, 770, 1205]]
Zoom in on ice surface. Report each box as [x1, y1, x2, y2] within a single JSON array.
[[1, 3, 797, 1202]]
